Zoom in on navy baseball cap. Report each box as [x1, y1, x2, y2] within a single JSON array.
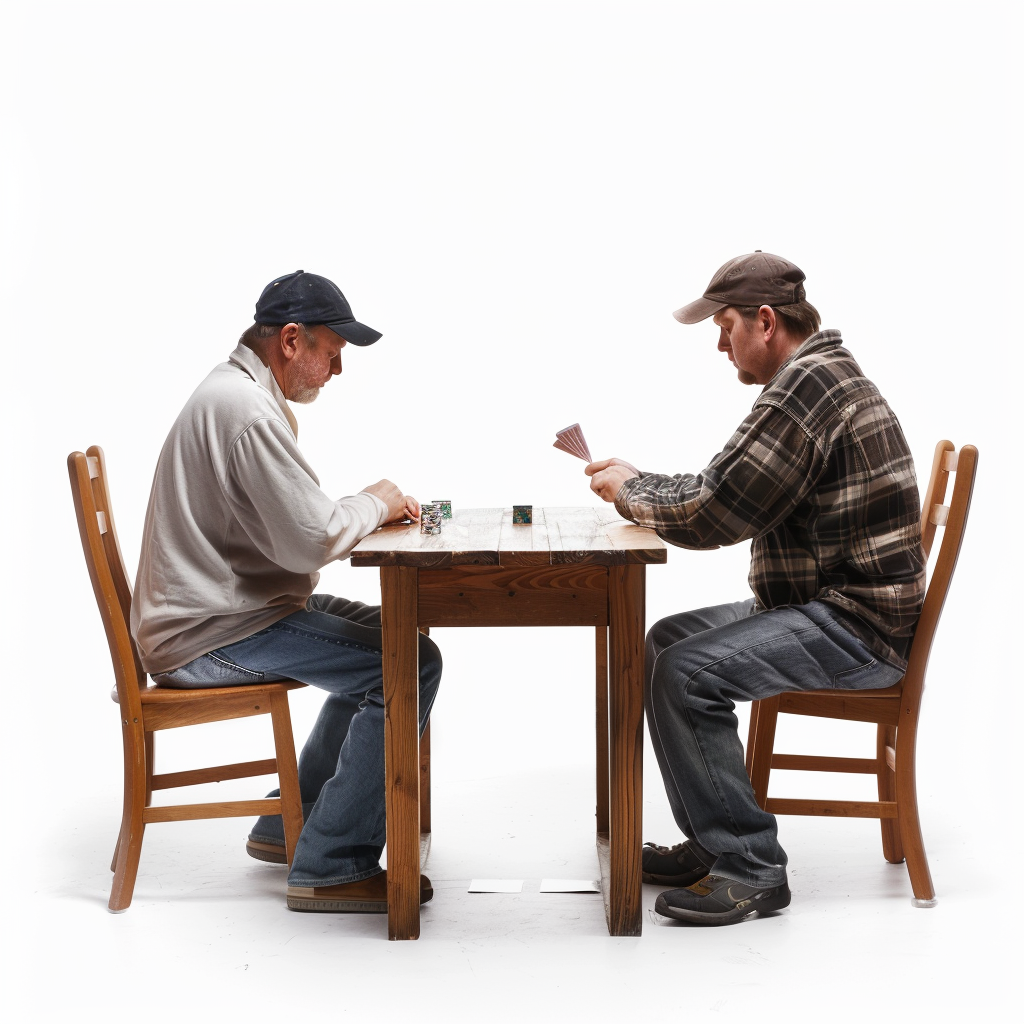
[[254, 270, 382, 346]]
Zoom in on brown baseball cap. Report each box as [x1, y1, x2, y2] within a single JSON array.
[[673, 251, 806, 324]]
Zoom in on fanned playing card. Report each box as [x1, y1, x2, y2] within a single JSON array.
[[554, 423, 592, 462]]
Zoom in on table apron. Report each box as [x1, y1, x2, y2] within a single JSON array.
[[417, 565, 609, 627]]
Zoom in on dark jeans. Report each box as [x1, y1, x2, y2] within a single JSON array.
[[645, 599, 904, 887], [156, 594, 441, 886]]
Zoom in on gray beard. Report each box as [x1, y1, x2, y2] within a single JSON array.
[[288, 383, 321, 404]]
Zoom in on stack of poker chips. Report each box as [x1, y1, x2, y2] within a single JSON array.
[[420, 503, 443, 535], [553, 423, 592, 462], [512, 505, 533, 525], [432, 499, 452, 519]]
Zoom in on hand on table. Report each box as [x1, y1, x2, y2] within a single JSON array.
[[585, 458, 640, 503], [362, 479, 421, 523]]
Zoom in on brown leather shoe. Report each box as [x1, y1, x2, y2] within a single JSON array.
[[287, 871, 433, 913], [246, 839, 287, 865]]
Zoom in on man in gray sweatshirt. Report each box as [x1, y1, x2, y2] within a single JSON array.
[[131, 270, 441, 913]]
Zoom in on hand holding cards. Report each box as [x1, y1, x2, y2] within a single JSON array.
[[585, 457, 641, 503]]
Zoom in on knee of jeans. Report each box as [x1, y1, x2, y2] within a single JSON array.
[[646, 616, 679, 651], [651, 650, 714, 711], [648, 656, 675, 710]]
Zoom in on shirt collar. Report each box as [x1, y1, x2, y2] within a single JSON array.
[[791, 328, 842, 359], [766, 329, 843, 386], [228, 342, 299, 438]]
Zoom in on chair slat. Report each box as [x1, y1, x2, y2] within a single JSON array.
[[150, 758, 279, 791], [143, 798, 283, 823], [929, 504, 949, 527], [96, 510, 108, 535], [87, 456, 100, 479], [770, 754, 878, 774], [941, 450, 958, 472], [765, 798, 898, 819]]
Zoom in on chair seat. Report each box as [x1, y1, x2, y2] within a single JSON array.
[[792, 682, 904, 700], [110, 680, 306, 703], [777, 683, 904, 726]]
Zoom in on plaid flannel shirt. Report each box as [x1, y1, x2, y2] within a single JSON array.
[[615, 329, 925, 667]]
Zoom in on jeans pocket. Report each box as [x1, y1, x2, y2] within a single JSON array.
[[206, 651, 266, 681], [155, 651, 265, 688], [832, 657, 903, 690]]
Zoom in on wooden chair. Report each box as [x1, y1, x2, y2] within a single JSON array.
[[744, 440, 978, 907], [68, 445, 307, 913]]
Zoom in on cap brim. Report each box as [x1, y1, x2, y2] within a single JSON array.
[[673, 297, 729, 325], [326, 320, 382, 346]]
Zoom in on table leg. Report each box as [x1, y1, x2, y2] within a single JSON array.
[[601, 564, 644, 937], [381, 565, 421, 940], [595, 626, 609, 836]]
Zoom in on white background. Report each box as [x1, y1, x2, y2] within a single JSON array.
[[2, 1, 1020, 1020]]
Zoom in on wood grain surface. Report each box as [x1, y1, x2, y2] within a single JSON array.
[[418, 564, 609, 627], [352, 507, 666, 568]]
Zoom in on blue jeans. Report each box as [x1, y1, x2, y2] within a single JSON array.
[[155, 594, 442, 886], [645, 599, 905, 888]]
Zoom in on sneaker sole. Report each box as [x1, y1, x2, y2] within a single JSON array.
[[287, 896, 390, 913], [655, 888, 791, 926], [287, 889, 434, 913], [246, 840, 287, 865]]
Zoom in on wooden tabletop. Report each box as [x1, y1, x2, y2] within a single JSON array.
[[351, 506, 667, 568]]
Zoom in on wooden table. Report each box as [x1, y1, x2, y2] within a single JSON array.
[[351, 506, 666, 940]]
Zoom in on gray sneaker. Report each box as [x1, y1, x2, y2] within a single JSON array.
[[655, 874, 791, 926], [642, 840, 714, 886]]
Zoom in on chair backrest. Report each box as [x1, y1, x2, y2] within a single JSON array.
[[68, 446, 146, 713], [901, 441, 978, 704]]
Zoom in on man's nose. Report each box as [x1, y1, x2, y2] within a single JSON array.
[[717, 329, 728, 351], [331, 356, 342, 375]]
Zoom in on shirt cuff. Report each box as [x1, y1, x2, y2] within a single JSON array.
[[364, 492, 390, 528], [613, 475, 644, 522]]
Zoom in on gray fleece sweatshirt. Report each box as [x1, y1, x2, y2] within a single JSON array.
[[130, 343, 388, 674]]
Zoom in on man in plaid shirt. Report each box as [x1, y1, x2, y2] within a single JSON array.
[[588, 252, 925, 925]]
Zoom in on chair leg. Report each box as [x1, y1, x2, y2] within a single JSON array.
[[145, 731, 155, 806], [748, 696, 780, 810], [419, 719, 432, 835], [109, 723, 148, 912], [876, 725, 904, 864], [894, 727, 936, 906], [269, 692, 304, 867], [112, 732, 154, 872]]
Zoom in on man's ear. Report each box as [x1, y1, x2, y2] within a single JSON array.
[[279, 323, 302, 361], [758, 305, 777, 343]]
